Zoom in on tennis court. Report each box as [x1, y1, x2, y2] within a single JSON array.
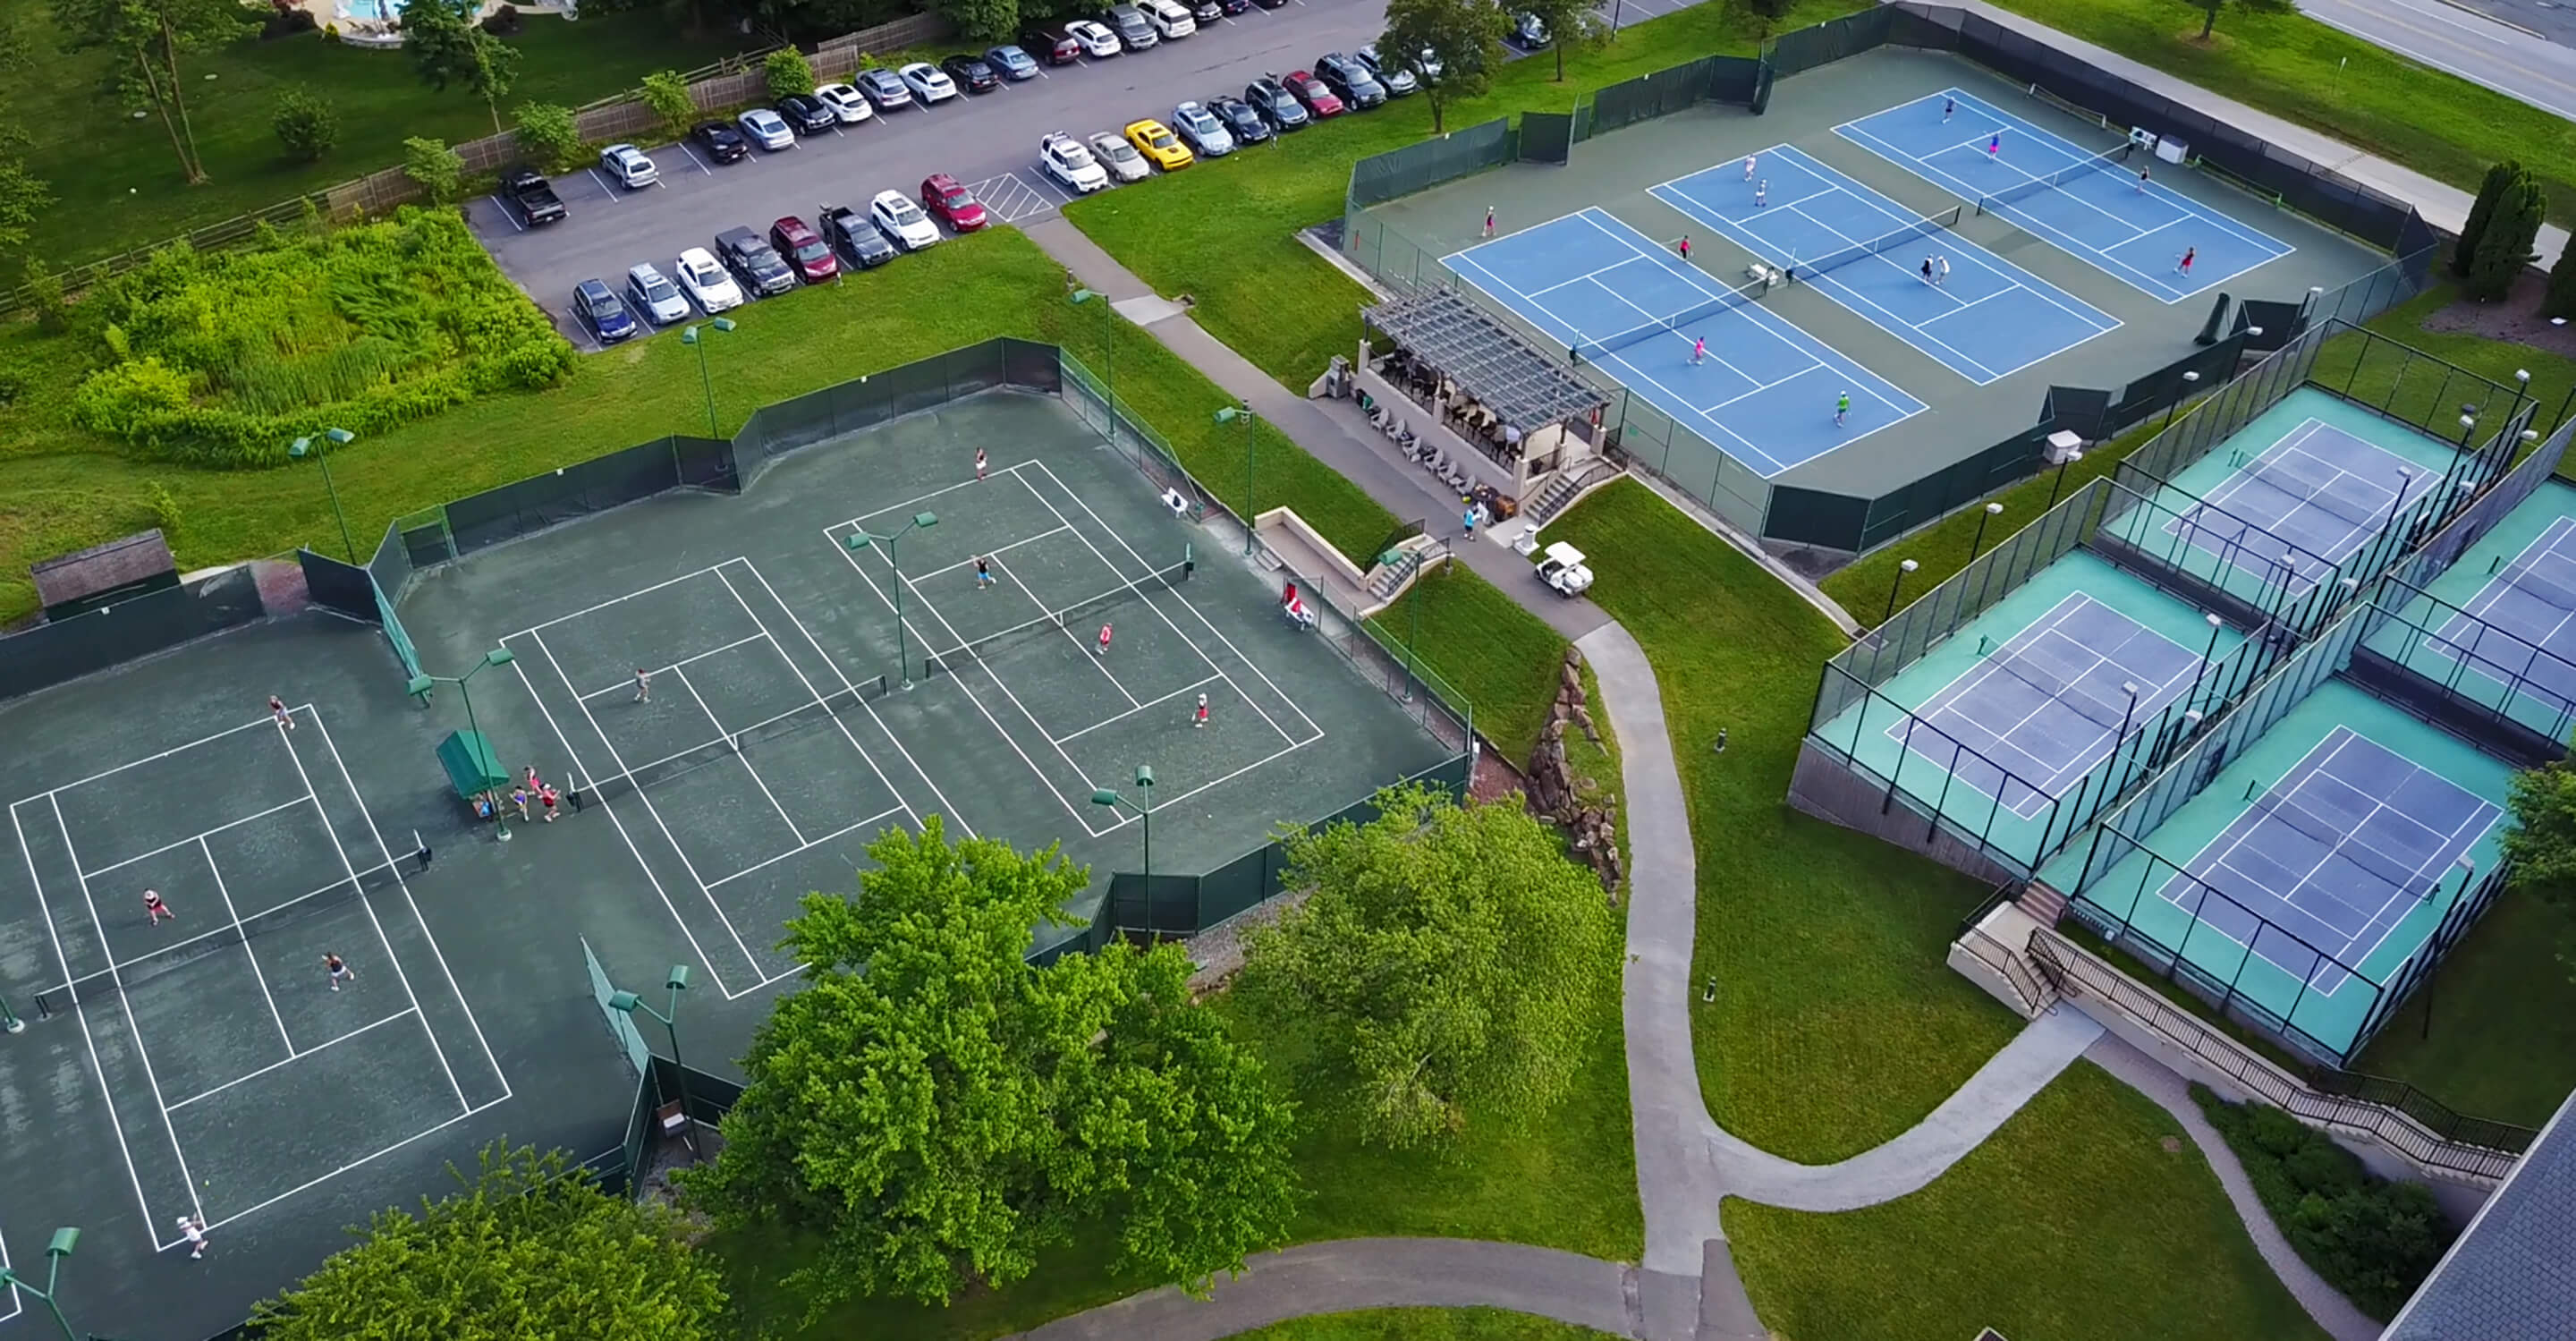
[[1835, 88, 2296, 301], [1648, 143, 2121, 383], [2385, 503, 2576, 739], [1445, 206, 1923, 476]]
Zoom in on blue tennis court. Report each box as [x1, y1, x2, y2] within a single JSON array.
[[1834, 89, 2295, 302], [2163, 726, 2499, 992], [1648, 144, 2121, 383], [2166, 418, 2443, 588], [1895, 592, 2207, 819], [1445, 207, 1923, 478], [2425, 514, 2576, 716]]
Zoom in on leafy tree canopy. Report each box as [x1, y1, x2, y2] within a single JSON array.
[[1382, 0, 1507, 133], [250, 1142, 729, 1341], [683, 819, 1300, 1314], [1237, 782, 1623, 1147]]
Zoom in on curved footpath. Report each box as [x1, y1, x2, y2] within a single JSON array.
[[1014, 221, 2378, 1341]]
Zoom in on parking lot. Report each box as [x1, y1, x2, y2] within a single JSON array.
[[474, 0, 1396, 344]]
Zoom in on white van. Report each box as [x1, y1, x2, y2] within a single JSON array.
[[1145, 0, 1196, 39]]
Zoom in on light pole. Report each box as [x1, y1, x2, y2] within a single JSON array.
[[289, 428, 359, 564], [1216, 404, 1258, 555], [608, 965, 697, 1157], [845, 512, 939, 688], [682, 318, 737, 437], [1090, 765, 1157, 881], [1071, 288, 1115, 439], [2160, 370, 2200, 435], [1968, 502, 2004, 563], [2385, 466, 2415, 535], [408, 648, 517, 841], [1882, 557, 1918, 624], [2187, 611, 2224, 704], [0, 1227, 83, 1341], [2046, 448, 2084, 509], [2112, 681, 2141, 770]]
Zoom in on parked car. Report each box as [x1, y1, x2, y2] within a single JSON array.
[[920, 173, 989, 232], [814, 82, 876, 123], [1172, 100, 1234, 157], [1314, 53, 1386, 108], [674, 247, 743, 312], [625, 262, 691, 325], [818, 203, 899, 267], [1208, 94, 1271, 145], [941, 53, 1001, 93], [572, 278, 637, 343], [1250, 0, 1287, 9], [1216, 0, 1251, 13], [1103, 4, 1158, 49], [870, 190, 942, 250], [856, 67, 915, 109], [1414, 46, 1445, 81], [769, 215, 839, 284], [1124, 118, 1193, 170], [597, 143, 658, 189], [1354, 44, 1419, 96], [1064, 19, 1123, 56], [715, 225, 797, 296], [1513, 12, 1550, 48], [499, 167, 565, 225], [736, 107, 795, 150], [1143, 0, 1195, 39], [986, 44, 1039, 79], [1039, 132, 1111, 193], [1023, 28, 1083, 64], [690, 120, 749, 163], [1282, 70, 1344, 118], [1088, 131, 1151, 182], [775, 93, 837, 136], [1187, 0, 1223, 21], [899, 61, 960, 104], [1244, 77, 1309, 131]]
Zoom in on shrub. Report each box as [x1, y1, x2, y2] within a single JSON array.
[[479, 2, 521, 33], [272, 87, 339, 162], [72, 358, 196, 440], [512, 102, 580, 174], [401, 136, 464, 205], [22, 257, 69, 335], [259, 5, 318, 39], [640, 70, 695, 139], [2191, 1084, 2454, 1319], [764, 46, 816, 100], [148, 481, 182, 539]]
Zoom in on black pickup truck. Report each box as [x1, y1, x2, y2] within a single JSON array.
[[817, 204, 898, 269], [714, 225, 797, 297], [498, 167, 566, 226]]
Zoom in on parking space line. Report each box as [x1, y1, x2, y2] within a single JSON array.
[[487, 199, 522, 233]]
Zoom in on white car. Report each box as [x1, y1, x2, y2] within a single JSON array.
[[625, 261, 691, 325], [736, 107, 794, 150], [673, 247, 744, 313], [898, 62, 958, 105], [1039, 132, 1111, 193], [870, 190, 941, 250], [1173, 101, 1233, 157], [813, 82, 876, 123], [1144, 0, 1195, 38], [1088, 132, 1150, 183], [597, 143, 658, 189], [1064, 20, 1122, 57]]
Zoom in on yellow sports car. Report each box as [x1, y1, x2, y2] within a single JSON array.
[[1123, 118, 1195, 171]]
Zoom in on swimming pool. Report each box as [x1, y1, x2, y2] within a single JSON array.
[[339, 0, 407, 21]]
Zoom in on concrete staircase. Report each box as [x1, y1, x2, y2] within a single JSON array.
[[2016, 880, 2068, 928]]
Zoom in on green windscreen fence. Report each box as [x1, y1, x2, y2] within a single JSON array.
[[1348, 119, 1516, 208], [1521, 110, 1573, 165]]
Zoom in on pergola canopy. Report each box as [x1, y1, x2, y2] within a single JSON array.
[[1364, 288, 1609, 429]]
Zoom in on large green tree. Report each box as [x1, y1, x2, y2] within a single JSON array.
[[1518, 0, 1602, 81], [2466, 166, 2546, 301], [402, 0, 521, 134], [2178, 0, 2292, 41], [249, 1142, 729, 1340], [57, 0, 254, 184], [2543, 229, 2576, 320], [1382, 0, 1507, 134], [2504, 760, 2576, 980], [1236, 782, 1623, 1148], [2453, 160, 2519, 280], [684, 820, 1300, 1313]]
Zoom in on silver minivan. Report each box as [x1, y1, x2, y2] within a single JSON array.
[[1106, 4, 1159, 49], [1144, 0, 1195, 38]]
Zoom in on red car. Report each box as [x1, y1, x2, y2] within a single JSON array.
[[920, 174, 989, 232], [1283, 70, 1345, 119], [768, 216, 839, 284]]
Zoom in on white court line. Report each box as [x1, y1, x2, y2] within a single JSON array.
[[911, 523, 1072, 579], [196, 1094, 509, 1240], [835, 459, 1039, 535], [164, 1009, 419, 1111], [78, 797, 312, 879], [984, 550, 1145, 709], [1055, 674, 1227, 743], [21, 713, 279, 801], [578, 632, 768, 700], [281, 721, 470, 1113], [674, 662, 809, 845], [197, 837, 293, 1054], [0, 1227, 18, 1321], [504, 560, 745, 640], [708, 804, 909, 888]]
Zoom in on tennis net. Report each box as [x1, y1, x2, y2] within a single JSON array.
[[2507, 554, 2576, 613], [1572, 276, 1769, 363], [1786, 206, 1963, 286], [924, 561, 1192, 677], [1978, 141, 2132, 216], [1985, 641, 2131, 731], [36, 859, 410, 1016], [2241, 450, 2388, 527], [576, 674, 891, 807]]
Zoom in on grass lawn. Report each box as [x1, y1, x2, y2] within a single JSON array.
[[1726, 1060, 2329, 1341], [1233, 1310, 1617, 1340], [9, 11, 746, 267], [1367, 563, 1570, 764], [1061, 0, 1865, 391], [1987, 0, 2576, 225], [1546, 480, 2022, 1160], [2355, 888, 2576, 1129]]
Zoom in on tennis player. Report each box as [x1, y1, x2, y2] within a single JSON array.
[[145, 888, 174, 926], [268, 695, 293, 731], [975, 446, 988, 481], [977, 556, 995, 590], [1194, 693, 1209, 729], [324, 953, 357, 991], [175, 1215, 208, 1260], [633, 667, 651, 702], [539, 783, 560, 822], [1097, 623, 1114, 657], [1836, 392, 1852, 427]]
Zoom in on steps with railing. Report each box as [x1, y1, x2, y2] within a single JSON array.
[[1522, 458, 1624, 527]]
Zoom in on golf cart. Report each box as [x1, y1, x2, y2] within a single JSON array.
[[1536, 541, 1593, 598]]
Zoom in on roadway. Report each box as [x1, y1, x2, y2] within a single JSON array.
[[2297, 0, 2576, 121]]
